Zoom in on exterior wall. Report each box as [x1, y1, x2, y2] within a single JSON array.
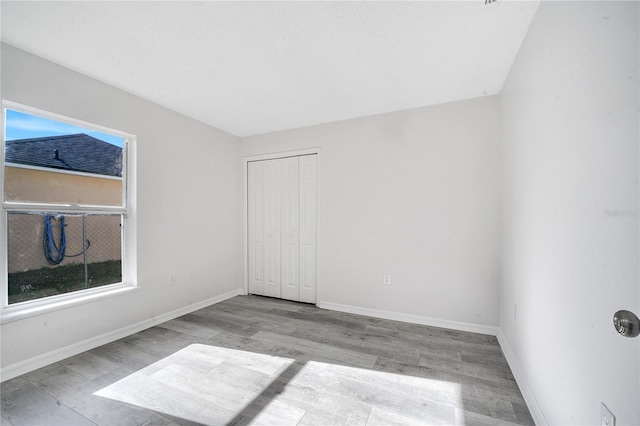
[[5, 166, 122, 206], [5, 165, 123, 273]]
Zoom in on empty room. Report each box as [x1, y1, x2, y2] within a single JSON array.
[[0, 1, 638, 425]]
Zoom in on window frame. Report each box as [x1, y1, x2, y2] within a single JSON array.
[[1, 100, 137, 323]]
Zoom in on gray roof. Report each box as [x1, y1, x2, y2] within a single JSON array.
[[5, 134, 122, 178]]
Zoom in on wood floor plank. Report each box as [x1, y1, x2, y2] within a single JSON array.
[[1, 381, 95, 426], [61, 351, 122, 381], [287, 327, 422, 366], [366, 404, 451, 426], [250, 330, 379, 368], [89, 340, 160, 371], [455, 408, 522, 426], [156, 317, 223, 339], [1, 295, 533, 425], [49, 379, 173, 426]]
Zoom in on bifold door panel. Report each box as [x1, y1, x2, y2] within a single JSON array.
[[298, 155, 317, 303], [248, 155, 317, 303]]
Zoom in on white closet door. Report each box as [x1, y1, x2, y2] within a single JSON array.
[[298, 155, 317, 303], [247, 161, 265, 295], [248, 154, 317, 303], [263, 159, 282, 298], [280, 157, 300, 301]]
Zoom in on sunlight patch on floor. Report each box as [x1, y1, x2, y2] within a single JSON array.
[[94, 344, 463, 425]]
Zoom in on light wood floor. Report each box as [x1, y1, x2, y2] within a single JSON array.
[[1, 295, 534, 425]]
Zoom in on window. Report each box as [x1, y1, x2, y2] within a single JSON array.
[[1, 101, 136, 316]]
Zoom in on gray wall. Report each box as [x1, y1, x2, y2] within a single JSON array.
[[243, 97, 502, 329], [1, 44, 243, 369], [499, 2, 639, 424]]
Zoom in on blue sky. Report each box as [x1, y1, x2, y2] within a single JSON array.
[[5, 109, 124, 147]]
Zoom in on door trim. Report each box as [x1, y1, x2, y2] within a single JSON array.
[[243, 148, 321, 305]]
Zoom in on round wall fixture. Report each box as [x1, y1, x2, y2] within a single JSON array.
[[613, 310, 640, 338]]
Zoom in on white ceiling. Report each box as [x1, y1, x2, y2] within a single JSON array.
[[1, 1, 540, 137]]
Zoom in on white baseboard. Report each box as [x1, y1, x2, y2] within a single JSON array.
[[497, 329, 548, 426], [317, 301, 498, 336], [0, 288, 242, 382]]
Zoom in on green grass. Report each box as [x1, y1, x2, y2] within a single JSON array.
[[8, 260, 122, 304]]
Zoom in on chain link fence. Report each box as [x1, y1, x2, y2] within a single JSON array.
[[7, 212, 122, 304]]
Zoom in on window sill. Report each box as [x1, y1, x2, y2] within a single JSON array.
[[0, 283, 138, 324]]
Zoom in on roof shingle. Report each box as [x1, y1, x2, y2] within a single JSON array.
[[5, 134, 122, 177]]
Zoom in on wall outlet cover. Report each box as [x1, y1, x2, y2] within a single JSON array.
[[601, 402, 615, 426]]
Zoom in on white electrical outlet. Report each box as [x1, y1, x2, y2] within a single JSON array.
[[384, 275, 391, 285], [169, 275, 177, 286], [601, 402, 615, 426]]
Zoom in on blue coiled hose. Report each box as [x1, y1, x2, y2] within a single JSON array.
[[43, 214, 91, 265], [43, 214, 66, 265]]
